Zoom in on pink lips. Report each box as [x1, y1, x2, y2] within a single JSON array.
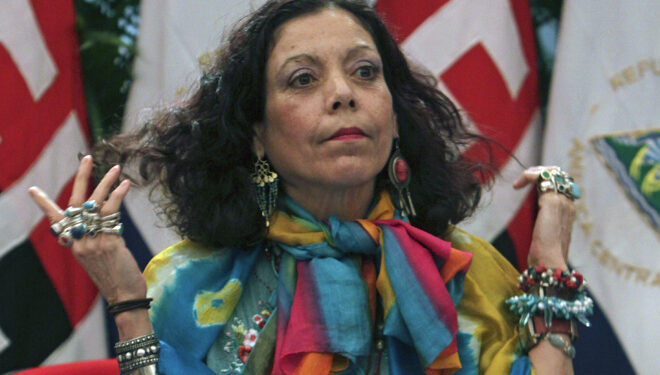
[[329, 127, 366, 141]]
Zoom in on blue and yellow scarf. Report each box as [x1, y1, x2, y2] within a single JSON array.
[[145, 191, 532, 374]]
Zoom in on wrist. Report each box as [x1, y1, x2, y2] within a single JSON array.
[[521, 316, 577, 358], [528, 241, 568, 268], [115, 308, 154, 341], [529, 260, 568, 270], [528, 252, 567, 270]]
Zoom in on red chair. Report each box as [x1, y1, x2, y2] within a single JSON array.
[[13, 359, 119, 375]]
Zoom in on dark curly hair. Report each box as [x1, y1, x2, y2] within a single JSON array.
[[100, 0, 493, 248]]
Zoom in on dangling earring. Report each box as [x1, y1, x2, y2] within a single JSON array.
[[388, 139, 416, 218], [252, 156, 279, 227]]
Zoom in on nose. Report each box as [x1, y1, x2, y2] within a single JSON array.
[[332, 99, 355, 110], [328, 74, 356, 111]]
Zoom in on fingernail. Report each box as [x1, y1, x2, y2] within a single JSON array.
[[28, 186, 45, 196]]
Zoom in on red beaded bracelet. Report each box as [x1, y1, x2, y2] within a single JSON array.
[[518, 265, 585, 293]]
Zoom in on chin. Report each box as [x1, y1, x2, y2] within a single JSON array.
[[322, 163, 383, 189]]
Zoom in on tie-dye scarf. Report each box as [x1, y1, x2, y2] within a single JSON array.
[[267, 191, 473, 374]]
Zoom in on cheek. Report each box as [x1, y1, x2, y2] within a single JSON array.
[[265, 93, 317, 135], [265, 88, 329, 150], [374, 98, 396, 139], [265, 111, 312, 148], [262, 102, 317, 172]]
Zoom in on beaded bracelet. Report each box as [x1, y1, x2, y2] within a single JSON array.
[[506, 291, 594, 328], [518, 265, 585, 294]]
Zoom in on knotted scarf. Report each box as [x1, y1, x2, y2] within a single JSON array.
[[267, 191, 473, 375]]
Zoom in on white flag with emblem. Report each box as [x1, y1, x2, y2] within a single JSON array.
[[543, 1, 660, 374]]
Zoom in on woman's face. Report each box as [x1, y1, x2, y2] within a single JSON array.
[[256, 8, 396, 195]]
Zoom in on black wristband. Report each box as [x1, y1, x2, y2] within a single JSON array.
[[107, 298, 153, 316]]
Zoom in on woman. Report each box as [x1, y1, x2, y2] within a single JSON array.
[[29, 0, 586, 374]]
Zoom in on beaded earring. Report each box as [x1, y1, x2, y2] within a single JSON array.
[[387, 139, 416, 218], [252, 156, 279, 227]]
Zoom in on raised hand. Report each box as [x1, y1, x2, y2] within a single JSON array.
[[28, 155, 146, 305], [513, 166, 578, 269]]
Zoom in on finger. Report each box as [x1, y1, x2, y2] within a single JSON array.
[[28, 186, 64, 223], [89, 165, 121, 205], [513, 168, 539, 189], [69, 155, 94, 206], [512, 165, 560, 189], [100, 179, 131, 215]]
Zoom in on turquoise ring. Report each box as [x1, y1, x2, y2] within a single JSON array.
[[537, 168, 581, 201]]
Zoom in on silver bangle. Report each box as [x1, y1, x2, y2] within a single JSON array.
[[122, 364, 158, 375], [115, 334, 160, 374], [119, 357, 159, 374]]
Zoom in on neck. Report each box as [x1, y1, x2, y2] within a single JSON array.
[[284, 181, 375, 221]]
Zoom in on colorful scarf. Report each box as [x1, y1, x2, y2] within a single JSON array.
[[267, 191, 473, 375]]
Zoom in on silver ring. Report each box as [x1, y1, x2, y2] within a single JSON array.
[[86, 223, 101, 237], [50, 217, 69, 237], [55, 204, 123, 245], [58, 228, 73, 247], [101, 212, 121, 221], [70, 222, 87, 240], [64, 206, 83, 217], [83, 211, 100, 220], [82, 200, 100, 212], [101, 219, 121, 227], [100, 223, 123, 236], [537, 168, 581, 201]]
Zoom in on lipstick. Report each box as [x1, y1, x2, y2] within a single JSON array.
[[329, 127, 366, 141]]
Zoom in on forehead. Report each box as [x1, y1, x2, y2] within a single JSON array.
[[269, 8, 376, 61]]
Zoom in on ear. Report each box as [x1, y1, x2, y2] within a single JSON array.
[[392, 112, 399, 139], [253, 123, 266, 158]]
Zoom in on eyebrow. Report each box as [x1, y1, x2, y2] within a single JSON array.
[[278, 54, 320, 73], [343, 45, 378, 64], [277, 44, 379, 74]]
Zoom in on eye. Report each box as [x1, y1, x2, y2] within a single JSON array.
[[289, 71, 315, 87], [355, 64, 378, 79]]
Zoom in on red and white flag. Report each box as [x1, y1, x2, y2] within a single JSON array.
[[375, 0, 541, 269], [0, 0, 107, 371]]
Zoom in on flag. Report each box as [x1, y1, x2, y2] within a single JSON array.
[[121, 1, 268, 252], [375, 0, 541, 270], [0, 0, 107, 371], [543, 1, 660, 374]]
